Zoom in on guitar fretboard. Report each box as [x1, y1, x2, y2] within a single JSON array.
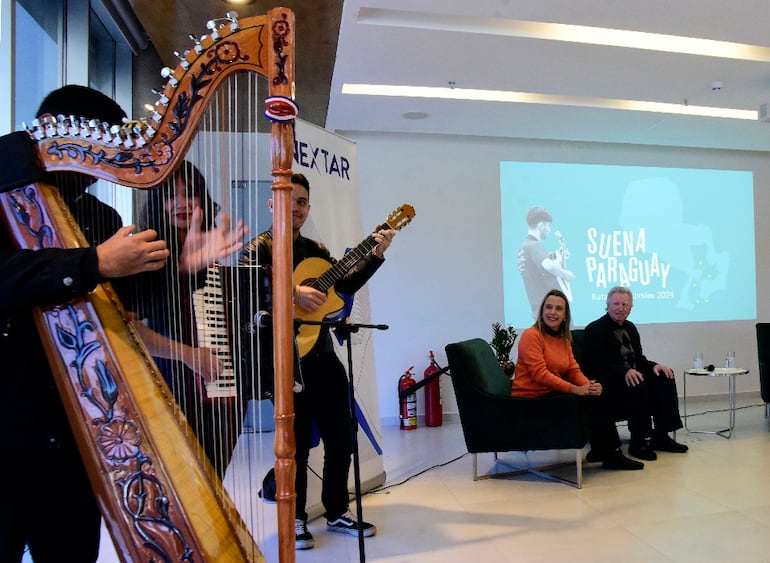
[[310, 226, 387, 293]]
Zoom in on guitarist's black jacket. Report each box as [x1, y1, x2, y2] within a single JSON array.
[[240, 228, 384, 358]]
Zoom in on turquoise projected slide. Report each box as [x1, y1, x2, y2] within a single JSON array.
[[500, 162, 756, 326]]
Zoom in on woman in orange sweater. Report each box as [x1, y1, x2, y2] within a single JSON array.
[[512, 289, 643, 470]]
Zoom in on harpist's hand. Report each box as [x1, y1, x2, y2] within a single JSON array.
[[96, 225, 169, 277]]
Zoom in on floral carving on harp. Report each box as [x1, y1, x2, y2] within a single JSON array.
[[0, 8, 297, 563], [53, 304, 194, 560]]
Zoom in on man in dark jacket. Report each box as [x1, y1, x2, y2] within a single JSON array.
[[581, 286, 688, 461], [0, 85, 169, 563]]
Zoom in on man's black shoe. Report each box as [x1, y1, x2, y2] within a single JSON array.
[[601, 449, 644, 470], [585, 449, 603, 463], [652, 434, 689, 453], [629, 442, 657, 461]]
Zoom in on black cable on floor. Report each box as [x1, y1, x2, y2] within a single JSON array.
[[366, 452, 469, 495]]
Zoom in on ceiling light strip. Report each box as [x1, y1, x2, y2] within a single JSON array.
[[357, 8, 770, 62], [341, 83, 758, 120]]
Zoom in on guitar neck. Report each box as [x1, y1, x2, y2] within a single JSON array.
[[311, 228, 384, 293]]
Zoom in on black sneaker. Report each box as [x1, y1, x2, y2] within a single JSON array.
[[326, 510, 377, 537], [295, 519, 314, 550]]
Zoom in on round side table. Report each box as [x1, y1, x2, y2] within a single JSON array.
[[682, 367, 749, 439]]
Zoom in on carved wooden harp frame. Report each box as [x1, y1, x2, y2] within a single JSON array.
[[0, 8, 297, 562]]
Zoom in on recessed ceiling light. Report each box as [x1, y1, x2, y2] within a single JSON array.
[[358, 9, 770, 62], [343, 84, 757, 120], [402, 111, 429, 120], [222, 0, 254, 5]]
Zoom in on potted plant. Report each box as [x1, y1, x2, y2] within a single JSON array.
[[490, 322, 517, 376]]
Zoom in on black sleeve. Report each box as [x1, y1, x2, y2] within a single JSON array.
[[0, 246, 101, 312], [335, 253, 384, 295], [0, 132, 44, 193]]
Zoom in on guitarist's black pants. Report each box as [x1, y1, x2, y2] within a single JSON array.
[[294, 348, 354, 522]]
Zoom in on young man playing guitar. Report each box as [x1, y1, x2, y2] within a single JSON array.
[[239, 173, 395, 550]]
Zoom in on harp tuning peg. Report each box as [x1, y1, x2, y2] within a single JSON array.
[[189, 34, 204, 54], [173, 50, 190, 70], [225, 11, 240, 31], [151, 87, 170, 107], [160, 66, 179, 88], [206, 19, 221, 41]]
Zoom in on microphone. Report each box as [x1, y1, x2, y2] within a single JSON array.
[[252, 311, 272, 329]]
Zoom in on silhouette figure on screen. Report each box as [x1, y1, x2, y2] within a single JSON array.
[[517, 205, 575, 319]]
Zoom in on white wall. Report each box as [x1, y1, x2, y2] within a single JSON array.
[[340, 131, 770, 425]]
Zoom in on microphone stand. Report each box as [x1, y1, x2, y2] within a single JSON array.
[[295, 317, 388, 563]]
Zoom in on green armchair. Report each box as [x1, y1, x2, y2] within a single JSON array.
[[755, 323, 770, 417], [445, 338, 590, 488]]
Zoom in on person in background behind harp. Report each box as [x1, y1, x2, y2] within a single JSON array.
[[517, 205, 575, 320], [135, 161, 248, 478], [239, 173, 394, 551]]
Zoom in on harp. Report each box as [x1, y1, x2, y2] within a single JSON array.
[[0, 8, 297, 563]]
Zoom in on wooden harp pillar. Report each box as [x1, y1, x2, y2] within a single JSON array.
[[0, 8, 297, 563]]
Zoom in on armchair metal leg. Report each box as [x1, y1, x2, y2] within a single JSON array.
[[471, 451, 583, 488]]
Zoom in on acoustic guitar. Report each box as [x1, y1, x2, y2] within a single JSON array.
[[293, 204, 415, 357]]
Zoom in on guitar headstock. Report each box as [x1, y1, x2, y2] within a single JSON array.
[[383, 204, 415, 231]]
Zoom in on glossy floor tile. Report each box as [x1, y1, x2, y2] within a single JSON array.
[[24, 394, 770, 562]]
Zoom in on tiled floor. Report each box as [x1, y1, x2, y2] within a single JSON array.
[[26, 394, 770, 562]]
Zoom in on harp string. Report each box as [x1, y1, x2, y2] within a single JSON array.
[[126, 71, 270, 545]]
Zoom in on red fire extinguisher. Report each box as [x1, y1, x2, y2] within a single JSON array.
[[424, 351, 443, 427], [399, 366, 417, 430]]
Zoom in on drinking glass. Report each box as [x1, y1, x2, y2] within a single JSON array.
[[692, 352, 703, 369]]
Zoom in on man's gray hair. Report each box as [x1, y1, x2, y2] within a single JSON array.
[[606, 286, 633, 307]]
